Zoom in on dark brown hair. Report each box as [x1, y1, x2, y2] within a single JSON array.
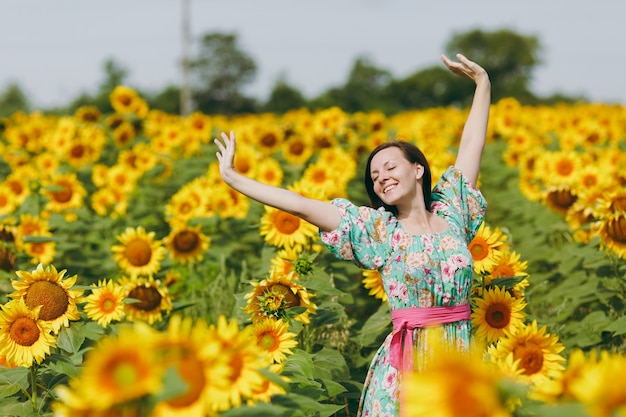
[[364, 141, 432, 215]]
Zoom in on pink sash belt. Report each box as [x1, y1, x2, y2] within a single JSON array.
[[390, 304, 470, 371]]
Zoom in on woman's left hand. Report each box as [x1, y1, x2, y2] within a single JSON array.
[[441, 53, 489, 85]]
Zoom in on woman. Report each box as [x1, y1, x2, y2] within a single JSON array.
[[215, 53, 490, 416]]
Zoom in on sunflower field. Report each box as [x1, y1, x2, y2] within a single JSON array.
[[0, 86, 625, 417]]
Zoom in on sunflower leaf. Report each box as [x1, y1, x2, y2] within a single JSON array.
[[489, 275, 528, 289], [604, 315, 626, 336], [56, 322, 87, 354], [0, 367, 29, 398]]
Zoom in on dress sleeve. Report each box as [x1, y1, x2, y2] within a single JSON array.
[[319, 198, 393, 270], [431, 166, 487, 243]]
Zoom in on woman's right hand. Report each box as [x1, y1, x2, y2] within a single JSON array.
[[214, 130, 238, 184]]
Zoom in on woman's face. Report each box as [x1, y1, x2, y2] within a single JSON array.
[[369, 146, 422, 206]]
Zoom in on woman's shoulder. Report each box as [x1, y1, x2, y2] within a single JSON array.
[[331, 198, 395, 222]]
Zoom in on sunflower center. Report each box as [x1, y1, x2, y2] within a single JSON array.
[[173, 231, 200, 253], [229, 355, 244, 383], [312, 170, 327, 183], [491, 264, 515, 278], [611, 196, 626, 212], [260, 133, 278, 148], [9, 316, 41, 346], [289, 141, 305, 156], [124, 239, 153, 266], [127, 285, 162, 311], [110, 358, 141, 389], [118, 95, 133, 106], [513, 343, 544, 375], [70, 144, 86, 158], [0, 247, 17, 272], [24, 281, 69, 321], [606, 215, 626, 243], [556, 159, 573, 176], [235, 158, 251, 174], [485, 303, 511, 329], [50, 183, 73, 203], [582, 174, 598, 187], [469, 241, 488, 261], [270, 283, 300, 308], [100, 296, 118, 313], [275, 212, 301, 235], [167, 354, 206, 408], [546, 189, 577, 210], [259, 333, 279, 351]]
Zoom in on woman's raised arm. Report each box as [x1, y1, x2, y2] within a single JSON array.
[[441, 53, 491, 186], [215, 131, 342, 231]]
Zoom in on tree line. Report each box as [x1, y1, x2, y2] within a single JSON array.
[[0, 28, 586, 118]]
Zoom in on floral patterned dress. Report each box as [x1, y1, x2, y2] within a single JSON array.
[[319, 166, 487, 417]]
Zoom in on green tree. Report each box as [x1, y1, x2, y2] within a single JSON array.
[[310, 56, 394, 113], [445, 28, 541, 103], [263, 76, 306, 113], [147, 85, 182, 114], [386, 66, 466, 110], [191, 32, 258, 114], [0, 83, 30, 118]]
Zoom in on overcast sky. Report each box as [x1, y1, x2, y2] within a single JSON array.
[[3, 0, 625, 109]]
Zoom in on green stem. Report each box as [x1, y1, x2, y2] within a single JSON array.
[[30, 364, 38, 413]]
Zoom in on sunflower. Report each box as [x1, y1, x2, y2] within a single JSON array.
[[106, 164, 140, 195], [248, 363, 288, 404], [82, 279, 126, 327], [270, 247, 299, 276], [74, 105, 101, 123], [402, 337, 511, 417], [164, 183, 207, 226], [260, 206, 319, 250], [281, 135, 313, 166], [541, 150, 583, 186], [3, 173, 30, 207], [65, 136, 100, 169], [568, 350, 626, 417], [22, 239, 57, 265], [486, 249, 530, 297], [244, 270, 317, 324], [110, 86, 143, 116], [163, 225, 210, 264], [471, 285, 527, 344], [11, 264, 83, 333], [253, 124, 284, 155], [14, 214, 51, 252], [301, 161, 342, 199], [115, 275, 172, 325], [0, 184, 18, 216], [111, 226, 166, 278], [543, 185, 578, 216], [208, 316, 267, 411], [43, 173, 87, 214], [598, 212, 626, 259], [151, 315, 231, 417], [488, 320, 566, 385], [255, 157, 284, 187], [530, 348, 597, 404], [0, 298, 57, 367], [68, 323, 164, 410], [362, 269, 387, 303], [251, 318, 298, 364], [112, 121, 136, 148], [233, 142, 260, 178], [468, 223, 508, 274], [90, 186, 128, 218], [185, 111, 213, 143]]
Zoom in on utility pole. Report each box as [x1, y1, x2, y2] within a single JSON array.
[[180, 0, 193, 116]]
